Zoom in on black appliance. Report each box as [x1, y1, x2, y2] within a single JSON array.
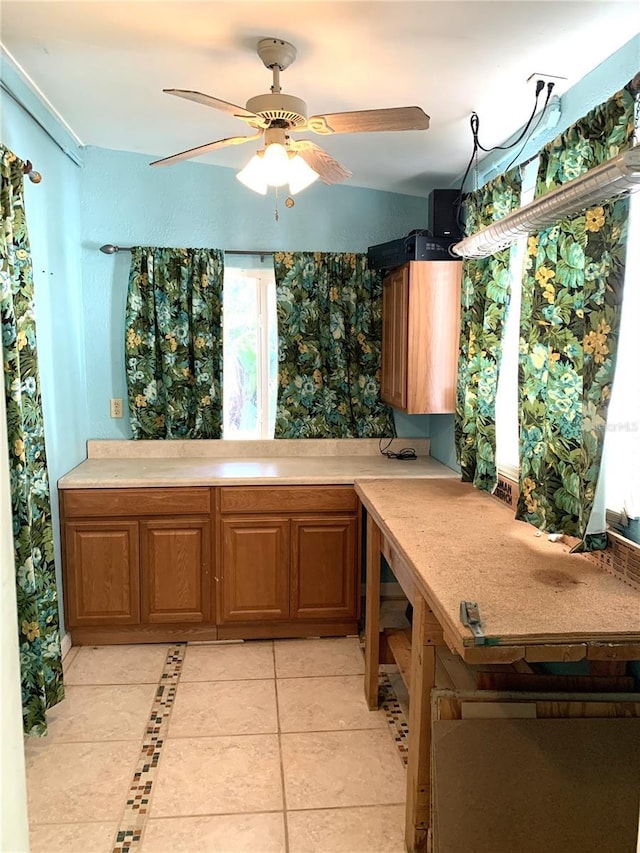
[[428, 188, 463, 238], [367, 231, 459, 273]]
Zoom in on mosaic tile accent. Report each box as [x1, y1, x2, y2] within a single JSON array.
[[112, 645, 186, 853], [358, 633, 410, 767], [379, 673, 410, 766]]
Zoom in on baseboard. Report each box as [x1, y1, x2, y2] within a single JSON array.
[[61, 631, 72, 660]]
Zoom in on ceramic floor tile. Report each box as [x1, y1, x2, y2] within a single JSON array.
[[62, 646, 79, 674], [42, 684, 156, 742], [277, 675, 388, 732], [287, 805, 406, 853], [29, 821, 117, 853], [150, 735, 283, 817], [169, 680, 277, 737], [281, 729, 406, 810], [141, 813, 286, 852], [25, 740, 140, 823], [274, 637, 364, 678], [64, 644, 169, 685], [181, 641, 274, 682]]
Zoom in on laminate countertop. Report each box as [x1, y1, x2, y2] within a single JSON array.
[[58, 438, 457, 488]]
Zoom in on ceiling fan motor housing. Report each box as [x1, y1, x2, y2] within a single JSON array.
[[245, 93, 308, 127]]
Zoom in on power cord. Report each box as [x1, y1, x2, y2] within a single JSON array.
[[503, 82, 555, 173], [454, 78, 547, 232], [378, 438, 417, 461]]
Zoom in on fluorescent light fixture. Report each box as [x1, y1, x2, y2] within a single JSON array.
[[236, 142, 319, 196], [452, 146, 640, 259]]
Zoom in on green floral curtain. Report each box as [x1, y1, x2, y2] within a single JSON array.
[[517, 81, 636, 548], [125, 247, 224, 438], [455, 168, 523, 491], [1, 144, 64, 736], [273, 251, 395, 438]]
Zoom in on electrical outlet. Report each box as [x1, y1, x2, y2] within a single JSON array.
[[110, 398, 123, 418]]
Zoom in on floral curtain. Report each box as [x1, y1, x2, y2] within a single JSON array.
[[273, 251, 395, 438], [125, 247, 224, 439], [455, 168, 523, 491], [517, 81, 636, 548], [1, 144, 64, 735]]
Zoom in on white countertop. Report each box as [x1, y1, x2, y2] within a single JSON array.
[[58, 438, 457, 488]]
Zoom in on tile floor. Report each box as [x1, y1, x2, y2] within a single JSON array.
[[25, 637, 409, 853]]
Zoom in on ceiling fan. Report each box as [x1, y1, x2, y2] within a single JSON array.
[[150, 38, 430, 194]]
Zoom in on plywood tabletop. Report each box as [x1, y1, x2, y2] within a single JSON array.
[[355, 478, 640, 651]]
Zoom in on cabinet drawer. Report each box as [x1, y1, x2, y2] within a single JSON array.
[[62, 487, 211, 518], [219, 486, 358, 514]]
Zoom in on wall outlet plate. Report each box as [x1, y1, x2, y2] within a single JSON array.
[[110, 398, 123, 418]]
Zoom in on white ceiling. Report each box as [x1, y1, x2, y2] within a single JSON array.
[[1, 1, 638, 196]]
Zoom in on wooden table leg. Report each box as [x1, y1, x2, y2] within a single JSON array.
[[405, 594, 437, 853], [364, 514, 382, 710]]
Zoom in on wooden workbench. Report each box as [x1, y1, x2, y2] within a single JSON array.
[[355, 478, 640, 853]]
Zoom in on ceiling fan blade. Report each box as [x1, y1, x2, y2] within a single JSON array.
[[291, 141, 352, 185], [150, 132, 263, 167], [163, 89, 268, 128], [305, 106, 429, 135]]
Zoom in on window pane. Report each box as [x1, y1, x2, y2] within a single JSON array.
[[223, 264, 277, 440], [603, 194, 640, 517]]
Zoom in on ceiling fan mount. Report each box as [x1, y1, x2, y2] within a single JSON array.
[[256, 38, 297, 72]]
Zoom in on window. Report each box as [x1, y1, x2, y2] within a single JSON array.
[[222, 257, 278, 439], [494, 160, 537, 479], [602, 193, 640, 520]]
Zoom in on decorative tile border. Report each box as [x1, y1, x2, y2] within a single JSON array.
[[112, 644, 186, 853], [359, 634, 410, 767], [379, 672, 410, 766]]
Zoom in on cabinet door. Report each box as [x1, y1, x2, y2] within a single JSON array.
[[291, 515, 358, 620], [64, 520, 140, 626], [220, 517, 289, 622], [381, 266, 408, 409], [140, 518, 211, 624]]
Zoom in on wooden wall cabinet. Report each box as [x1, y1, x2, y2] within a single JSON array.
[[217, 486, 360, 639], [380, 260, 462, 414], [61, 487, 212, 641]]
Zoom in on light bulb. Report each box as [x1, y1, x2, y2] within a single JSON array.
[[236, 152, 268, 195], [262, 143, 290, 186], [288, 154, 319, 194]]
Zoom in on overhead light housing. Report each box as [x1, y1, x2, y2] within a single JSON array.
[[236, 127, 319, 196], [452, 146, 640, 259]]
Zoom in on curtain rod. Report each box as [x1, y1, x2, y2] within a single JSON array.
[[0, 81, 83, 168], [99, 245, 275, 257]]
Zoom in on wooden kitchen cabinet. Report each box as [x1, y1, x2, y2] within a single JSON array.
[[217, 486, 360, 638], [380, 260, 462, 414], [291, 516, 358, 619], [220, 517, 289, 621], [61, 487, 213, 642], [141, 518, 211, 624], [64, 520, 140, 626]]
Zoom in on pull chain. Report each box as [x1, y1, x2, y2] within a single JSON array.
[[274, 186, 279, 222], [633, 92, 640, 147]]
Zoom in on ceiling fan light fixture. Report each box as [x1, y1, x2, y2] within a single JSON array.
[[236, 141, 319, 196]]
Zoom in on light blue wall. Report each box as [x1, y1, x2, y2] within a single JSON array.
[[1, 59, 88, 632], [78, 145, 432, 438], [429, 34, 640, 471]]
